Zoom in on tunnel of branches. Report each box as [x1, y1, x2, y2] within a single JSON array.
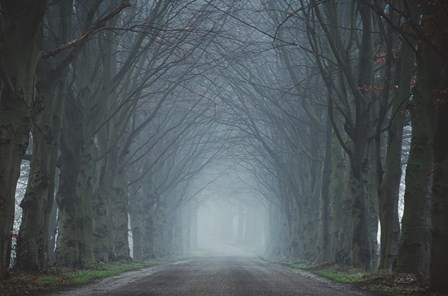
[[1, 0, 447, 293]]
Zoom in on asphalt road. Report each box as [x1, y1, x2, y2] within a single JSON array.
[[85, 256, 374, 296]]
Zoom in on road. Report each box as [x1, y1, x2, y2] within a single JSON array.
[[50, 256, 375, 296]]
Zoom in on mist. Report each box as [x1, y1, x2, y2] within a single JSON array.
[[196, 193, 265, 257], [2, 0, 448, 293]]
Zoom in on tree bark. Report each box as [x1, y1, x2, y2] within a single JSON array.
[[350, 143, 379, 271], [55, 126, 97, 268], [93, 130, 116, 262], [320, 116, 333, 263], [0, 0, 46, 276], [15, 79, 65, 271], [378, 43, 413, 271], [55, 73, 99, 267], [431, 104, 448, 292], [396, 45, 433, 276], [15, 0, 72, 271], [112, 168, 131, 261], [427, 1, 448, 292]]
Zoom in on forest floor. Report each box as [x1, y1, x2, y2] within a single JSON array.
[[262, 257, 447, 296]]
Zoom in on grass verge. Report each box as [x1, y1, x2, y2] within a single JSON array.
[[260, 256, 316, 269], [261, 256, 434, 295], [0, 258, 185, 296], [314, 267, 431, 295]]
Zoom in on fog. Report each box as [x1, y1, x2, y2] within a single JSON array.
[[181, 163, 267, 257], [5, 2, 446, 292], [196, 197, 266, 257]]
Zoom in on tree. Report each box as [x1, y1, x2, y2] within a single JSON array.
[[15, 0, 132, 271], [0, 0, 47, 277], [15, 0, 73, 273], [395, 1, 432, 275], [422, 0, 448, 292]]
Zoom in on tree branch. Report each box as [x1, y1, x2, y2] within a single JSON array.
[[42, 0, 131, 58]]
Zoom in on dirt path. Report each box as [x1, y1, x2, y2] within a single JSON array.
[[47, 256, 378, 296]]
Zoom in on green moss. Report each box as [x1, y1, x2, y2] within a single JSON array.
[[67, 262, 146, 284]]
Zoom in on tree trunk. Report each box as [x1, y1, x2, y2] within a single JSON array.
[[15, 0, 71, 268], [55, 83, 98, 267], [396, 50, 433, 276], [427, 1, 448, 292], [431, 99, 448, 292], [92, 181, 113, 262], [237, 202, 245, 243], [129, 192, 142, 261], [331, 119, 352, 266], [320, 116, 333, 263], [136, 176, 158, 260], [378, 43, 413, 271], [93, 135, 115, 262], [47, 198, 58, 265], [55, 127, 97, 267], [190, 207, 198, 250], [350, 130, 379, 271], [112, 169, 131, 261], [431, 105, 448, 292], [349, 0, 379, 272], [266, 204, 288, 257], [0, 1, 46, 276], [15, 90, 62, 271]]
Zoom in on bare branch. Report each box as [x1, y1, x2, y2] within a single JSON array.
[[42, 0, 131, 58]]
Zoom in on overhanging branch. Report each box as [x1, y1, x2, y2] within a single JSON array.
[[42, 0, 131, 58]]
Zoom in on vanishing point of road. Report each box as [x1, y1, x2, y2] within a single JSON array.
[[50, 256, 375, 296]]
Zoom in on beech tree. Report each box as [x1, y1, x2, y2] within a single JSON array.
[[0, 0, 47, 277], [15, 0, 72, 272], [411, 0, 448, 292], [15, 0, 131, 272]]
